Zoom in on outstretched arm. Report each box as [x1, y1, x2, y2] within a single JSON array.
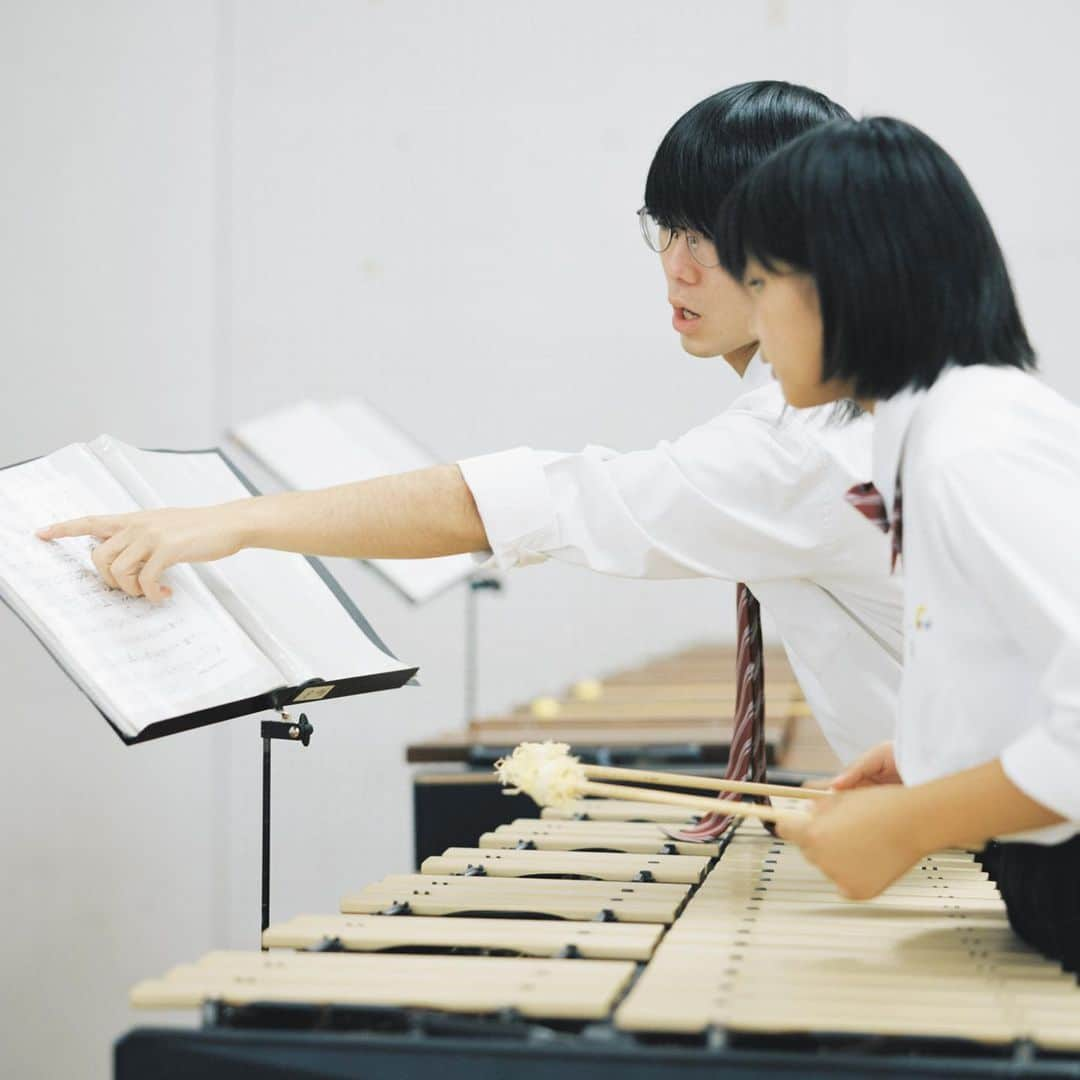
[[38, 464, 487, 602]]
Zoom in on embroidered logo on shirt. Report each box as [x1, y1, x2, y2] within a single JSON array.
[[914, 604, 933, 631]]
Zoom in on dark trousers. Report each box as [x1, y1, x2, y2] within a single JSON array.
[[978, 834, 1080, 972]]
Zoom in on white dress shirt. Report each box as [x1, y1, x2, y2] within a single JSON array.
[[873, 364, 1080, 844], [458, 355, 904, 764]]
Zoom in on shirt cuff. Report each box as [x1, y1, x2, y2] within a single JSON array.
[[1001, 719, 1080, 822], [457, 447, 560, 571]]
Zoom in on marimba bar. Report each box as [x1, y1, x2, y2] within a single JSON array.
[[340, 872, 691, 923], [262, 913, 663, 960], [131, 951, 635, 1021], [420, 847, 710, 883], [541, 798, 702, 823], [479, 819, 724, 857]]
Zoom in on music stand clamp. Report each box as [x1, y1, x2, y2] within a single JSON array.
[[260, 711, 314, 946]]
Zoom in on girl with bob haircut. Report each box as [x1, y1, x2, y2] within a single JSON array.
[[716, 116, 1080, 970]]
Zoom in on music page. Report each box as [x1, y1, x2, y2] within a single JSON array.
[[0, 446, 285, 737]]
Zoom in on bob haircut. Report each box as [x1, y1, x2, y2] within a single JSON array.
[[643, 81, 850, 237], [716, 116, 1035, 400]]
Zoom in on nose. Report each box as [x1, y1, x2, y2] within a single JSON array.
[[748, 304, 762, 343], [747, 300, 764, 336], [660, 234, 700, 286]]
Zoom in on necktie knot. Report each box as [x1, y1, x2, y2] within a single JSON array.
[[845, 480, 903, 572], [845, 481, 890, 533]]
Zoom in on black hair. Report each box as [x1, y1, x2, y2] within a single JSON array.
[[643, 81, 851, 238], [716, 116, 1036, 399]]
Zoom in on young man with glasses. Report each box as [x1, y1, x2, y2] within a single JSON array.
[[40, 81, 904, 770]]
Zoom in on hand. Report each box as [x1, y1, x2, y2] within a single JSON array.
[[37, 505, 247, 602], [827, 740, 901, 791], [776, 784, 926, 900]]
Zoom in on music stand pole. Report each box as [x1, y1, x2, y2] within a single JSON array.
[[259, 711, 313, 947], [464, 575, 501, 723]]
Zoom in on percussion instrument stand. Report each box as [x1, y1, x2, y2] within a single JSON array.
[[464, 575, 502, 723], [259, 710, 314, 948]]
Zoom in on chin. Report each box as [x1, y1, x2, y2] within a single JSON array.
[[679, 335, 722, 359]]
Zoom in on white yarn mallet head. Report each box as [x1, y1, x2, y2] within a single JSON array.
[[494, 741, 586, 808]]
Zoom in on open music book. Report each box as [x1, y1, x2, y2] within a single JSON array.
[[232, 399, 477, 604], [0, 436, 417, 744]]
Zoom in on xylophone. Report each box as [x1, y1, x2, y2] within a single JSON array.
[[118, 798, 1080, 1079]]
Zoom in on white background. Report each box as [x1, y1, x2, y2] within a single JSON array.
[[1, 2, 1078, 1076]]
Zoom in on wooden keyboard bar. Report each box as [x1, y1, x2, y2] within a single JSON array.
[[563, 681, 803, 704], [408, 722, 791, 764], [131, 951, 636, 1021], [541, 800, 700, 823], [481, 820, 722, 857], [262, 913, 663, 960], [341, 874, 690, 924], [511, 695, 801, 720], [421, 847, 709, 884]]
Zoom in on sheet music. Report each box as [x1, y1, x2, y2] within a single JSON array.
[[88, 437, 411, 686], [0, 446, 284, 736], [233, 399, 476, 604]]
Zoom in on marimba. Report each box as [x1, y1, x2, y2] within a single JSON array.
[[118, 799, 1080, 1078]]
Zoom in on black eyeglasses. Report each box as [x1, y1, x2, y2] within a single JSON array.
[[637, 207, 721, 268]]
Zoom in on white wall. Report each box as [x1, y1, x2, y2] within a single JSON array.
[[0, 3, 222, 1078], [1, 2, 1077, 1077]]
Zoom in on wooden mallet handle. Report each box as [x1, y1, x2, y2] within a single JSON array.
[[583, 764, 828, 801], [578, 780, 808, 828]]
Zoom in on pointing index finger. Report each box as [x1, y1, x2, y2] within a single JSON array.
[[36, 516, 119, 541]]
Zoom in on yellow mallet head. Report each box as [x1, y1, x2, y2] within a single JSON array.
[[494, 741, 586, 808]]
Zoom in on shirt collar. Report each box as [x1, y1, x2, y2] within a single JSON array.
[[871, 385, 926, 510]]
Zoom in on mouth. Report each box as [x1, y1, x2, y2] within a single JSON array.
[[671, 302, 702, 332]]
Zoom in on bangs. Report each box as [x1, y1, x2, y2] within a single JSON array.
[[644, 82, 851, 239], [644, 127, 742, 236], [715, 148, 813, 282]]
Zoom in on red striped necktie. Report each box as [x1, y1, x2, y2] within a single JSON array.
[[673, 583, 770, 841], [845, 477, 903, 572]]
